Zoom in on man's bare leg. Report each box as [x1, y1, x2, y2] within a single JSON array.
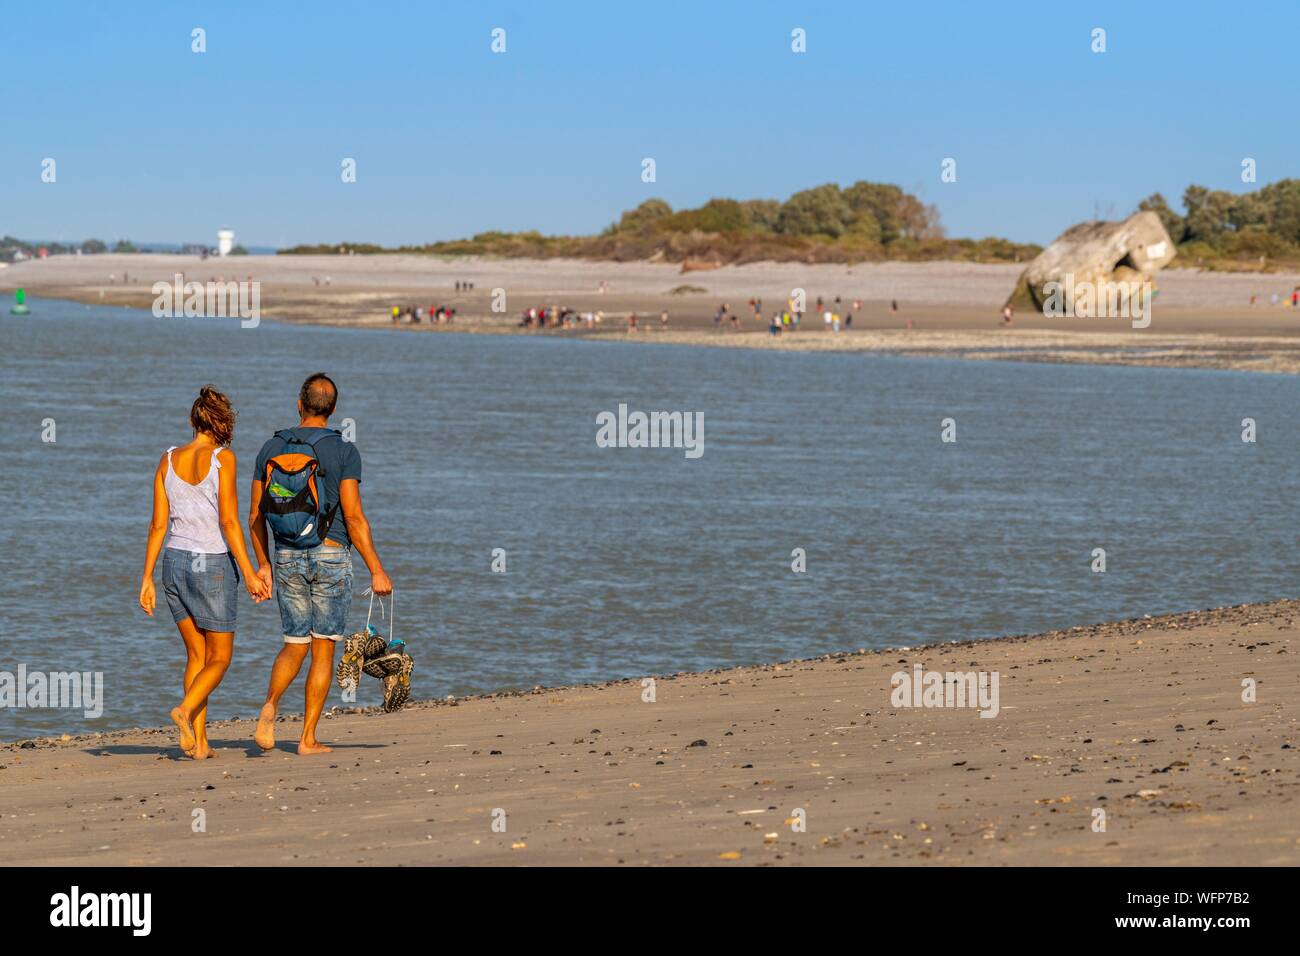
[[299, 637, 336, 755], [256, 642, 310, 750]]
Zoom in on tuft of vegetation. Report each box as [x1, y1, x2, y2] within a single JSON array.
[[277, 241, 390, 255]]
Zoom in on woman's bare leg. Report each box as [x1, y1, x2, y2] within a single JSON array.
[[171, 618, 206, 756], [172, 626, 233, 760], [191, 628, 234, 758]]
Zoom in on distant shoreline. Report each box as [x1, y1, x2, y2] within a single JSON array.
[[8, 254, 1300, 374]]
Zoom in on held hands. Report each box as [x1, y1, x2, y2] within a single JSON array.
[[247, 566, 273, 603], [139, 578, 156, 616]]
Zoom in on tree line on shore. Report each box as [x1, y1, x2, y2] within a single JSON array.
[[12, 178, 1299, 270], [281, 179, 1300, 270], [281, 181, 1041, 265], [0, 236, 248, 261], [1138, 180, 1300, 269]]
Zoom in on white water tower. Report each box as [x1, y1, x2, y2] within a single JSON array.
[[217, 228, 235, 257]]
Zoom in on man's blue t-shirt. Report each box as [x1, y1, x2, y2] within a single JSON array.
[[255, 427, 362, 549]]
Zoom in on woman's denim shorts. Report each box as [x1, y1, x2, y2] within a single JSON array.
[[161, 548, 240, 632]]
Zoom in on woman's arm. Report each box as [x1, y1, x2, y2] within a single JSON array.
[[139, 453, 170, 615], [217, 450, 265, 596]]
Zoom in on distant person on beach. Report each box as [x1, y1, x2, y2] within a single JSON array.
[[248, 374, 393, 756], [139, 386, 270, 759], [660, 310, 668, 327], [769, 311, 782, 336], [1001, 304, 1014, 326], [890, 300, 898, 314]]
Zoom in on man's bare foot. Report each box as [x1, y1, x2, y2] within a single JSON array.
[[298, 740, 333, 756], [254, 703, 276, 750], [193, 742, 217, 759], [170, 706, 196, 755]]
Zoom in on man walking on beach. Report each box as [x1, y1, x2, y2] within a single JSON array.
[[249, 373, 392, 755]]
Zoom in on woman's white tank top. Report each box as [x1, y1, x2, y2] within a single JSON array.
[[162, 446, 228, 554]]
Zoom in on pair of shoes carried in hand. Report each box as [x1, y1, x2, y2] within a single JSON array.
[[336, 626, 414, 713]]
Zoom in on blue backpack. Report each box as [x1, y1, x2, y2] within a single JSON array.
[[260, 429, 343, 549]]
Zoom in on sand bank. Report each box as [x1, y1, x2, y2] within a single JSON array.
[[2, 600, 1295, 866], [7, 254, 1300, 374]]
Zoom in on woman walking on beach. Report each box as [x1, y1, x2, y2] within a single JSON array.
[[138, 385, 270, 758]]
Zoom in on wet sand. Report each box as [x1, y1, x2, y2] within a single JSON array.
[[3, 600, 1295, 866], [7, 254, 1300, 373]]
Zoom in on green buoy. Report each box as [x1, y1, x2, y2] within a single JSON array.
[[11, 288, 30, 315]]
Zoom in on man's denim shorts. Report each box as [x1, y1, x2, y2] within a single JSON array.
[[161, 548, 240, 632], [273, 545, 353, 643]]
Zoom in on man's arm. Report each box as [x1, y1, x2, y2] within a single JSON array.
[[248, 477, 273, 593], [338, 478, 392, 595]]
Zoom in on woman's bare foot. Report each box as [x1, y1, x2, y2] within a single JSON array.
[[193, 741, 217, 759], [298, 739, 333, 756], [254, 702, 277, 750], [170, 706, 196, 755]]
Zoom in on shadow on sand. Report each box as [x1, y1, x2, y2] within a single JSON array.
[[82, 740, 385, 759]]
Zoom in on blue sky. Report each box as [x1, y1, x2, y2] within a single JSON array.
[[2, 0, 1294, 248]]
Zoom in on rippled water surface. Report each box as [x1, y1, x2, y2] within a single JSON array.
[[3, 298, 1297, 738]]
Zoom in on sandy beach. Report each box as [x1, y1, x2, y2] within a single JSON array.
[[2, 600, 1295, 867], [8, 254, 1300, 373]]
